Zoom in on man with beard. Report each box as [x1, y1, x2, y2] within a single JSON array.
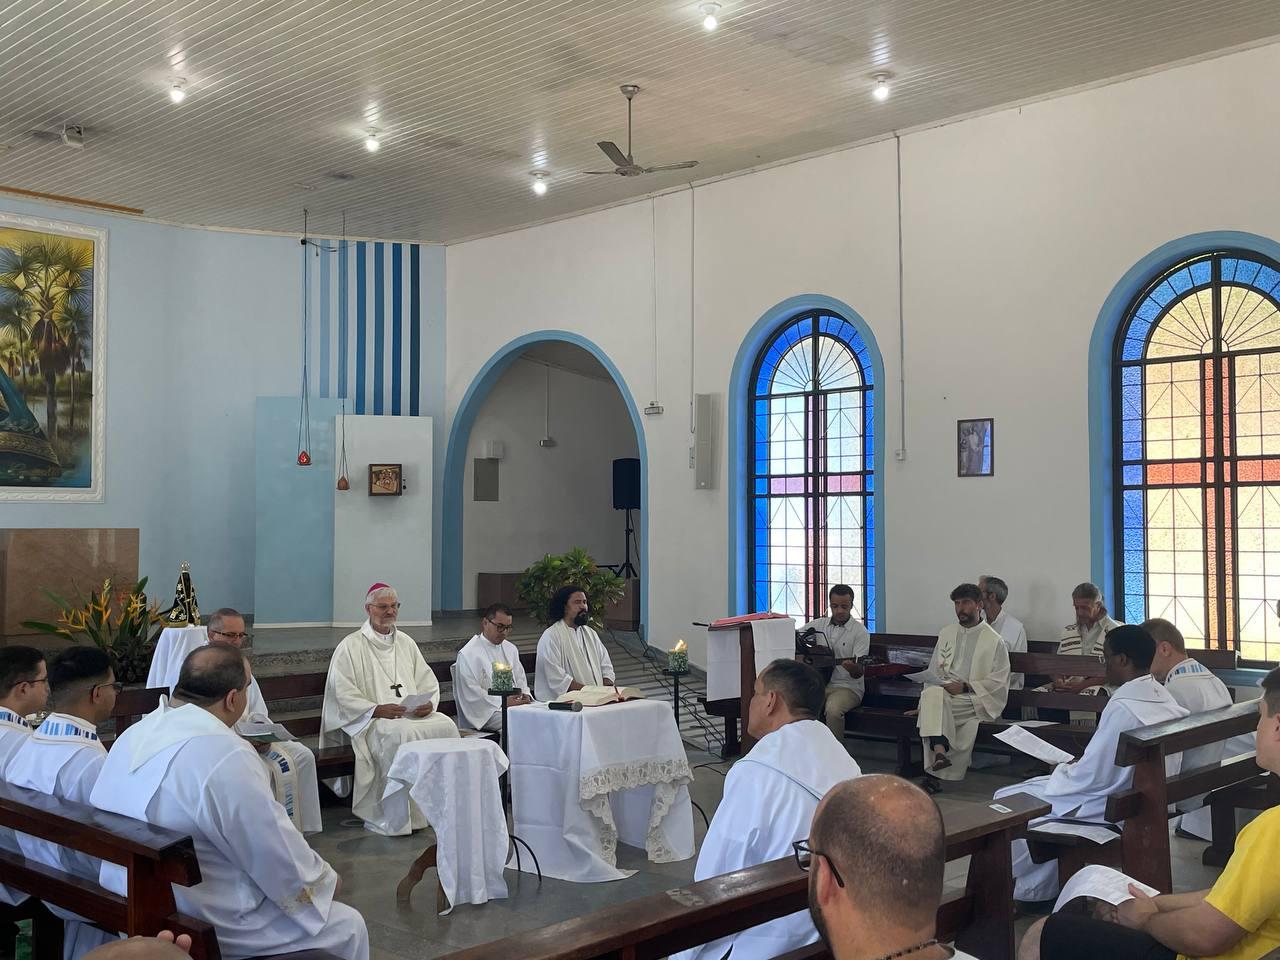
[[534, 585, 616, 702], [804, 775, 979, 960], [801, 584, 871, 743], [913, 583, 1011, 793]]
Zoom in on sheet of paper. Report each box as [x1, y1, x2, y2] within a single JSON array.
[[235, 720, 297, 742], [1053, 865, 1158, 912], [1006, 720, 1057, 728], [1030, 819, 1121, 845], [905, 667, 946, 686], [399, 693, 436, 712], [993, 725, 1076, 765]]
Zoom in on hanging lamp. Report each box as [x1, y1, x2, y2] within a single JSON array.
[[336, 395, 350, 490], [296, 209, 313, 466]]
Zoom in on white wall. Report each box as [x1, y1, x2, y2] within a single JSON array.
[[461, 358, 639, 607], [446, 42, 1280, 666]]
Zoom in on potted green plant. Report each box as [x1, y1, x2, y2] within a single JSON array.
[[517, 547, 626, 628], [22, 578, 163, 683]]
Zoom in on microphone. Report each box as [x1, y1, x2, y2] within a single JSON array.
[[549, 700, 583, 712]]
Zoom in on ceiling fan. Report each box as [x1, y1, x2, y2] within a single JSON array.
[[584, 85, 699, 178]]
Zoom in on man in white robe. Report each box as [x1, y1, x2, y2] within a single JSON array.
[[1148, 618, 1255, 841], [534, 585, 616, 701], [92, 644, 368, 960], [994, 624, 1189, 903], [321, 583, 459, 835], [980, 575, 1027, 691], [0, 646, 48, 910], [146, 608, 321, 834], [807, 776, 979, 960], [673, 660, 862, 960], [7, 647, 119, 960], [453, 603, 532, 732], [913, 583, 1011, 791], [801, 584, 871, 743]]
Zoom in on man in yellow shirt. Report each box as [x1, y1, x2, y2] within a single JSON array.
[[1018, 666, 1280, 960]]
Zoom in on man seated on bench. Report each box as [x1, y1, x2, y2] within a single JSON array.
[[1019, 667, 1280, 960], [1148, 617, 1256, 842], [7, 647, 120, 959], [0, 646, 47, 910], [801, 584, 870, 745], [1039, 583, 1120, 723], [994, 625, 1188, 904], [672, 660, 861, 960], [92, 644, 369, 960], [805, 775, 979, 960]]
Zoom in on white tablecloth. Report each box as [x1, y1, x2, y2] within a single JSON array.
[[146, 626, 210, 690], [507, 699, 694, 882], [706, 617, 796, 701], [382, 738, 510, 912]]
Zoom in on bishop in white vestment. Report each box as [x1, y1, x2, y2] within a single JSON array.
[[674, 660, 862, 960], [93, 644, 368, 960], [0, 646, 46, 908], [994, 625, 1188, 902], [147, 611, 322, 834], [320, 584, 459, 835], [454, 605, 532, 732], [7, 647, 120, 960], [534, 586, 615, 702], [915, 585, 1011, 786]]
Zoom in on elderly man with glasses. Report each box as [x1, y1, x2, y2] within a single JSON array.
[[320, 583, 459, 835], [453, 603, 533, 732]]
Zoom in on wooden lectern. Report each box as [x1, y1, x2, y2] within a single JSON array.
[[706, 620, 761, 754]]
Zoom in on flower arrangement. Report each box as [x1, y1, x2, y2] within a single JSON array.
[[22, 577, 163, 683]]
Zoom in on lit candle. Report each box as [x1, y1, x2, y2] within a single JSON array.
[[490, 662, 514, 693], [668, 639, 689, 674]]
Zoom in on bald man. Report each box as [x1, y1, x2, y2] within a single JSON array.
[[83, 933, 191, 960], [806, 775, 978, 960]]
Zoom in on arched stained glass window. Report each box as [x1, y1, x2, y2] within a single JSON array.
[[750, 311, 876, 626], [1114, 251, 1280, 661]]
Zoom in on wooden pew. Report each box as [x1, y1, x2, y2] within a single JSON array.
[[0, 780, 219, 960], [432, 792, 1050, 960]]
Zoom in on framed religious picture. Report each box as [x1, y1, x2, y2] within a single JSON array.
[[369, 463, 403, 496], [957, 418, 994, 477], [0, 212, 107, 502]]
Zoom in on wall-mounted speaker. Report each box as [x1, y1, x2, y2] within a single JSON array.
[[694, 393, 719, 490]]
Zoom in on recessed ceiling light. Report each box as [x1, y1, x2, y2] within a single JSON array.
[[365, 130, 380, 153], [530, 171, 549, 196], [872, 74, 891, 101], [700, 2, 721, 31], [169, 79, 187, 104]]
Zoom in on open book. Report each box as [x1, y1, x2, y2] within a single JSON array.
[[555, 685, 646, 707]]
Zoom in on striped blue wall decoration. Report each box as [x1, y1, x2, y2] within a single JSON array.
[[307, 240, 427, 415]]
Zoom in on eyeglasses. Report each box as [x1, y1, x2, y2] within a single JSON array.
[[485, 619, 513, 633], [792, 839, 844, 888], [211, 630, 254, 642], [370, 603, 401, 613], [92, 681, 124, 695]]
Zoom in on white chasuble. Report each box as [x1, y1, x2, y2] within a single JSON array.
[[454, 635, 530, 731], [320, 622, 459, 835], [916, 622, 1011, 781], [672, 720, 862, 960], [91, 702, 368, 960], [6, 713, 117, 960], [534, 621, 616, 701], [994, 674, 1188, 901]]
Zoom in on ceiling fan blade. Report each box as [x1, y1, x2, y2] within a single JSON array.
[[582, 170, 620, 175], [643, 161, 700, 172], [597, 141, 630, 167]]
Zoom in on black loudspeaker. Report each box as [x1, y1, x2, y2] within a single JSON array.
[[612, 458, 641, 510]]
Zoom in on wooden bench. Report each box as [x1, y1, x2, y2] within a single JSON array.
[[431, 791, 1049, 960]]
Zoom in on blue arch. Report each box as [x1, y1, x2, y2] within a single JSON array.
[[727, 294, 887, 622], [440, 332, 648, 632], [1088, 230, 1280, 597]]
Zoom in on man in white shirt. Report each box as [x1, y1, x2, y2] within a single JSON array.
[[0, 645, 48, 910], [672, 660, 861, 960], [802, 584, 871, 743], [979, 575, 1027, 691], [806, 775, 980, 960], [534, 585, 615, 701], [7, 646, 119, 959], [93, 644, 368, 960], [321, 583, 459, 835], [453, 603, 532, 732]]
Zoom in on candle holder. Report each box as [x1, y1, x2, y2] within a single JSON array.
[[490, 663, 515, 693], [668, 649, 689, 674]]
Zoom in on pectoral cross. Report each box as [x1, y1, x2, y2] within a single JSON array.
[[390, 682, 403, 697]]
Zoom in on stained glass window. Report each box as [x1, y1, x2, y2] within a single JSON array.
[[1115, 251, 1280, 661], [750, 311, 876, 627]]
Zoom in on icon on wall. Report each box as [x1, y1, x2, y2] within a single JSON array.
[[369, 463, 403, 496], [957, 419, 994, 477]]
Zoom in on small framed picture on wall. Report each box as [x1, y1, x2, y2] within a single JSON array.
[[368, 463, 403, 496], [957, 419, 994, 477]]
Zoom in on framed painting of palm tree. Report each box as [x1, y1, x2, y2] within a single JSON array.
[[0, 212, 106, 501]]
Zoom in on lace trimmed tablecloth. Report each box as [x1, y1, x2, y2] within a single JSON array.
[[506, 698, 695, 882]]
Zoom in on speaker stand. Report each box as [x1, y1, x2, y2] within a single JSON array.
[[617, 507, 638, 579]]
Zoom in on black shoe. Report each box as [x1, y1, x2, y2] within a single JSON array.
[[920, 776, 943, 795]]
